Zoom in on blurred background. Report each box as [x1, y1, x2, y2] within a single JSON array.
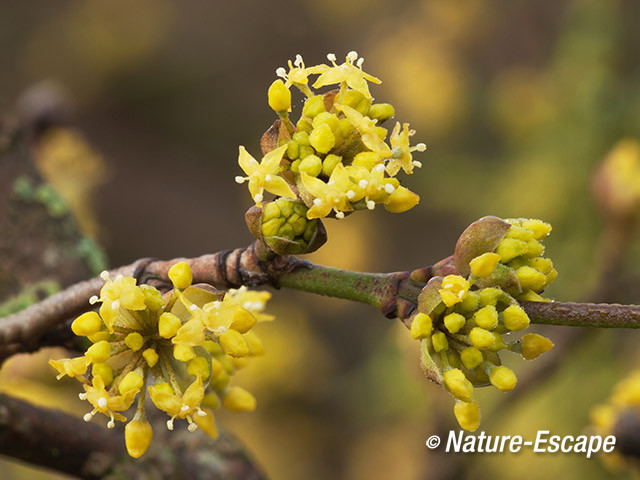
[[2, 0, 640, 478]]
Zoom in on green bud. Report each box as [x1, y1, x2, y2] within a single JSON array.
[[339, 90, 371, 115], [309, 124, 336, 154], [302, 95, 326, 118], [286, 140, 299, 160], [293, 131, 310, 146], [299, 145, 315, 159], [299, 155, 323, 177], [322, 154, 342, 176], [296, 118, 313, 133], [368, 103, 395, 122]]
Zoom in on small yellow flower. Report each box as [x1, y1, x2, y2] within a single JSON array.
[[335, 104, 391, 156], [300, 163, 353, 219], [276, 54, 323, 94], [386, 122, 426, 176], [313, 51, 381, 99], [148, 375, 206, 431], [81, 376, 138, 428], [236, 144, 296, 206]]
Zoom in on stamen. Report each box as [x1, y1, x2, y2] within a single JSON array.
[[254, 193, 264, 203], [412, 161, 423, 168], [335, 211, 345, 219], [235, 176, 246, 184], [294, 54, 303, 68], [189, 304, 198, 311], [167, 419, 174, 431], [384, 184, 395, 194], [89, 295, 99, 305], [357, 58, 364, 68], [359, 180, 368, 189], [265, 174, 272, 182], [327, 53, 337, 62], [415, 143, 427, 152], [367, 200, 375, 210], [313, 198, 323, 207], [374, 163, 385, 173], [83, 412, 94, 422], [111, 300, 120, 310], [188, 423, 198, 432], [78, 393, 88, 400], [346, 190, 356, 199], [196, 408, 207, 417], [100, 271, 110, 281], [115, 275, 123, 281], [276, 67, 287, 78], [98, 397, 108, 408], [347, 51, 358, 62], [180, 405, 190, 413]]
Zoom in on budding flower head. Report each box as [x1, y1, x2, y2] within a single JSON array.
[[412, 216, 556, 431], [50, 263, 274, 457]]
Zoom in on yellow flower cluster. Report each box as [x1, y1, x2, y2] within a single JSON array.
[[236, 51, 425, 219], [591, 370, 640, 469], [411, 218, 556, 431], [49, 262, 271, 458]]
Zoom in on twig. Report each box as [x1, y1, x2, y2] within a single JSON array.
[[0, 393, 264, 479]]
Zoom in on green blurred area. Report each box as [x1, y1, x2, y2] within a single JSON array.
[[2, 0, 640, 478]]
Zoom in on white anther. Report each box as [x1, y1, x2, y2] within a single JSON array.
[[294, 54, 303, 67], [327, 53, 337, 62], [196, 408, 207, 417], [100, 271, 110, 281], [359, 180, 368, 189], [188, 423, 198, 432], [189, 304, 198, 311], [107, 420, 115, 429], [180, 405, 190, 413], [98, 397, 107, 408], [346, 190, 356, 199], [335, 211, 345, 219], [412, 161, 423, 168], [167, 419, 174, 431], [265, 174, 272, 182], [83, 413, 94, 422], [276, 67, 287, 78], [235, 176, 245, 184], [115, 275, 123, 281], [367, 200, 375, 210], [357, 58, 364, 68], [347, 51, 358, 62], [313, 198, 323, 207], [374, 163, 385, 173], [111, 300, 120, 310], [416, 143, 426, 152], [384, 184, 395, 194], [254, 193, 263, 203], [78, 393, 88, 400], [89, 295, 99, 305]]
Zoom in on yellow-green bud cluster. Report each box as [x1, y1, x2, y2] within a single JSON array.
[[237, 52, 425, 220], [49, 262, 271, 458], [412, 217, 556, 432], [261, 198, 319, 252], [590, 369, 640, 468]]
